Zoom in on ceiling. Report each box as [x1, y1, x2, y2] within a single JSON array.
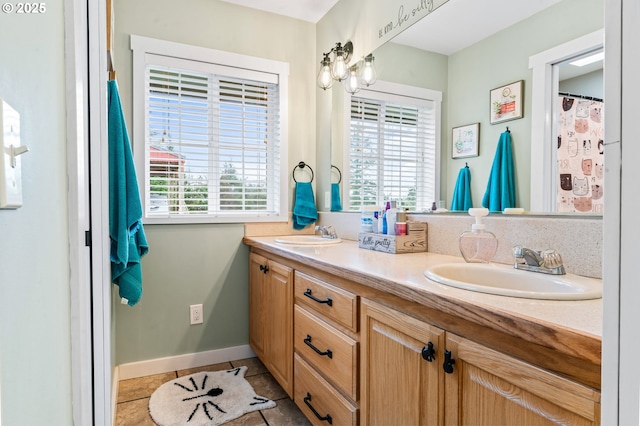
[[218, 0, 340, 23], [219, 0, 563, 54]]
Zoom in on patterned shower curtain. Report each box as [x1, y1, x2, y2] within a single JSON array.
[[556, 96, 604, 213]]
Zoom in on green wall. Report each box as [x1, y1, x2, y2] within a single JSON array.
[[115, 225, 249, 363], [0, 3, 73, 424], [113, 0, 316, 364], [445, 0, 604, 211]]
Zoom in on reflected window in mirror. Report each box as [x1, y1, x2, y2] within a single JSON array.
[[344, 81, 441, 212]]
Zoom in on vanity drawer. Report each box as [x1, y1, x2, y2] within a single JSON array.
[[294, 353, 358, 426], [294, 305, 358, 400], [295, 271, 358, 332]]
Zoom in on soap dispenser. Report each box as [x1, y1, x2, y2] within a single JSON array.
[[459, 208, 498, 263]]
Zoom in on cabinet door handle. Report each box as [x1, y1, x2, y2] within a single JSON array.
[[259, 264, 269, 274], [303, 392, 333, 424], [421, 341, 435, 362], [304, 334, 333, 359], [303, 288, 333, 306], [443, 350, 455, 374]]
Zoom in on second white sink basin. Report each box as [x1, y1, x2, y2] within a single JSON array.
[[274, 235, 343, 245], [424, 262, 602, 300]]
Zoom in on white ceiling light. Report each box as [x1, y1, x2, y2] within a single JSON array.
[[569, 51, 604, 67]]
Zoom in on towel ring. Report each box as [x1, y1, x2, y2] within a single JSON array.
[[292, 161, 314, 183], [331, 165, 342, 184]]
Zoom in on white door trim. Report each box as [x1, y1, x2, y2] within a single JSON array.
[[64, 0, 93, 424], [66, 0, 111, 424], [88, 0, 112, 424], [528, 30, 604, 212]]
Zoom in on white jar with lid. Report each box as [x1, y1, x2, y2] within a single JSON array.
[[361, 205, 378, 233]]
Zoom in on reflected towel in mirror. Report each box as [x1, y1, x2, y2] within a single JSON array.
[[331, 182, 343, 211], [482, 130, 516, 212], [451, 166, 472, 211]]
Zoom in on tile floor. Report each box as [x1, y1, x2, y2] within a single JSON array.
[[115, 357, 311, 426]]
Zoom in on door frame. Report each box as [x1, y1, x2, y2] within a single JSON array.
[[528, 29, 603, 212], [66, 0, 111, 424]]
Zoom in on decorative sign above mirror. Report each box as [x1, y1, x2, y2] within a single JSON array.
[[376, 0, 449, 44]]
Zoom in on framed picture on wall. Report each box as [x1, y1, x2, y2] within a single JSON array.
[[452, 123, 479, 159], [490, 80, 524, 124]]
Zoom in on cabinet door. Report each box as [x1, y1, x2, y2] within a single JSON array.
[[265, 259, 294, 398], [248, 253, 294, 398], [444, 333, 601, 426], [248, 252, 268, 360], [361, 299, 445, 426]]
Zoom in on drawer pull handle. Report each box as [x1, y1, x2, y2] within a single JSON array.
[[443, 350, 455, 374], [259, 264, 269, 274], [304, 334, 333, 359], [421, 341, 435, 362], [304, 392, 333, 424], [304, 288, 333, 306]]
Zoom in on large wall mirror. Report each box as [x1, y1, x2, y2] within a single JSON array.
[[327, 0, 604, 215]]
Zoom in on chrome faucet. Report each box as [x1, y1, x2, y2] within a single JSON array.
[[315, 225, 338, 239], [513, 246, 566, 275]]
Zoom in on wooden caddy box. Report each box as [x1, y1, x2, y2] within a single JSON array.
[[358, 221, 427, 254]]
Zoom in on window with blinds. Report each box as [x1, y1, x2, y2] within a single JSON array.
[[131, 36, 289, 223], [347, 85, 439, 212]]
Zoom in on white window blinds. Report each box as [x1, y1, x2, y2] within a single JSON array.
[[130, 37, 289, 223], [348, 87, 438, 212]]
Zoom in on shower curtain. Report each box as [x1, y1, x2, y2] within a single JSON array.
[[556, 95, 604, 213]]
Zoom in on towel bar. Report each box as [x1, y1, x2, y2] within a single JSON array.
[[292, 161, 314, 182], [331, 165, 342, 184]]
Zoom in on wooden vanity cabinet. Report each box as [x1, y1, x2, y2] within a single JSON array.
[[361, 298, 446, 426], [248, 252, 293, 398], [293, 271, 360, 425], [444, 333, 601, 426], [360, 298, 601, 426], [246, 245, 601, 426]]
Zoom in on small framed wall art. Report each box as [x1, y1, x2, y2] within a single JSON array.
[[452, 123, 479, 159], [490, 80, 524, 124]]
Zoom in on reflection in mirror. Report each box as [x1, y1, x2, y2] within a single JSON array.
[[554, 49, 603, 214], [329, 0, 604, 215]]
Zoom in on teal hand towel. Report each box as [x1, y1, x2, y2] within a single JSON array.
[[108, 80, 149, 306], [482, 131, 516, 212], [451, 166, 472, 211], [330, 183, 343, 211], [292, 182, 318, 230]]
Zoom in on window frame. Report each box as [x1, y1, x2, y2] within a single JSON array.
[[342, 80, 442, 211], [131, 35, 289, 224]]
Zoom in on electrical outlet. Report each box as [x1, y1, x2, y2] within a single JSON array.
[[190, 304, 203, 325]]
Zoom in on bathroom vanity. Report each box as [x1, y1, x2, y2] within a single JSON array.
[[244, 236, 602, 425]]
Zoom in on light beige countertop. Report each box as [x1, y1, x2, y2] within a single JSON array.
[[244, 236, 602, 389]]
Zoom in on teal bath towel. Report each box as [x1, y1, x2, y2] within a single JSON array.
[[292, 182, 318, 229], [482, 130, 516, 212], [451, 166, 472, 211], [330, 183, 343, 212], [108, 80, 149, 306]]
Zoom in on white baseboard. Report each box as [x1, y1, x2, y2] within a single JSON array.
[[117, 345, 256, 380]]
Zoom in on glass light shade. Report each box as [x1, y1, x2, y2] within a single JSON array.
[[331, 45, 349, 81], [360, 55, 377, 86], [316, 56, 333, 90], [345, 69, 360, 94]]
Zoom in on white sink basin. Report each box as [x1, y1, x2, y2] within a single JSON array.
[[424, 262, 602, 300], [274, 235, 343, 245]]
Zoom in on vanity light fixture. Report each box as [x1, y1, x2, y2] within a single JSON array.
[[317, 41, 377, 94], [361, 54, 377, 87]]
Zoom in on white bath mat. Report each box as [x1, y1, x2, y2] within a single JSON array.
[[148, 366, 276, 426]]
